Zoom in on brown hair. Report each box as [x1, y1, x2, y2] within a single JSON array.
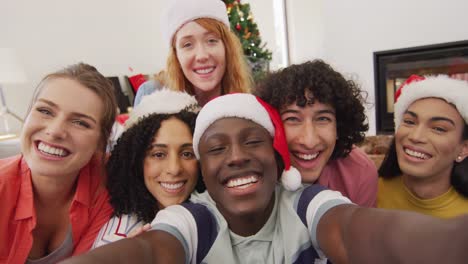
[[152, 70, 166, 86], [165, 18, 252, 96], [28, 63, 118, 154]]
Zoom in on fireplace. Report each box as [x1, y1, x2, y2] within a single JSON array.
[[373, 40, 468, 134]]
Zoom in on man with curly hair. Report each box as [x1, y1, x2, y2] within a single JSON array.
[[255, 60, 378, 206]]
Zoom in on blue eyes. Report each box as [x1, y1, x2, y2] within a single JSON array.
[[283, 116, 299, 123], [282, 116, 333, 124], [180, 38, 220, 49], [72, 120, 91, 128], [317, 116, 332, 122], [37, 107, 52, 116], [36, 107, 91, 129]]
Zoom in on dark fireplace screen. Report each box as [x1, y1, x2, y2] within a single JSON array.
[[373, 40, 468, 134]]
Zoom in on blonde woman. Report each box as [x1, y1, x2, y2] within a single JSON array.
[[0, 63, 117, 263]]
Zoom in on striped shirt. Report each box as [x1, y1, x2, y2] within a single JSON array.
[[92, 214, 145, 248], [152, 184, 351, 264]]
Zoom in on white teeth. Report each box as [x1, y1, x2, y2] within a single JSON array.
[[38, 142, 67, 157], [226, 175, 259, 188], [195, 67, 215, 74], [296, 152, 319, 160], [160, 182, 185, 190], [405, 148, 430, 160]]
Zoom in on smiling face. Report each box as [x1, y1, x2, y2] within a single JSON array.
[[20, 77, 103, 180], [143, 117, 199, 209], [174, 21, 226, 100], [395, 98, 468, 182], [198, 117, 277, 227], [280, 100, 337, 183]]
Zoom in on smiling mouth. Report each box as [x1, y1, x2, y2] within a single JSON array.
[[293, 152, 319, 161], [194, 67, 215, 74], [404, 148, 431, 160], [159, 181, 186, 191], [37, 141, 69, 157], [225, 175, 259, 189]]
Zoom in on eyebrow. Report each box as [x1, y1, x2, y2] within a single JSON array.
[[404, 110, 456, 126], [37, 98, 98, 125], [150, 143, 193, 149], [280, 109, 299, 115], [177, 31, 218, 42], [280, 108, 336, 115]]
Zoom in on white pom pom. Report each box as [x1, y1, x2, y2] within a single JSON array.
[[280, 166, 302, 191]]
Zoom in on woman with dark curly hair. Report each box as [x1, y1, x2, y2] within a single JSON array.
[[378, 75, 468, 218], [254, 60, 378, 206], [92, 90, 203, 248]]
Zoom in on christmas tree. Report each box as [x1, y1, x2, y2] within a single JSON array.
[[223, 0, 272, 81]]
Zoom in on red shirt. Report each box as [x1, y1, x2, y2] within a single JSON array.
[[318, 147, 378, 207], [0, 155, 113, 263]]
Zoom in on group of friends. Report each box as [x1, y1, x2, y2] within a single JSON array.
[[1, 0, 467, 263]]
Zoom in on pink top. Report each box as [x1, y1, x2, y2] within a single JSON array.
[[318, 147, 378, 207], [0, 155, 113, 263]]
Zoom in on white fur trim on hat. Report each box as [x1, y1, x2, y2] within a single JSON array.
[[193, 93, 274, 159], [281, 166, 302, 191], [394, 75, 468, 129], [125, 89, 199, 129], [161, 0, 230, 47], [193, 93, 303, 191]]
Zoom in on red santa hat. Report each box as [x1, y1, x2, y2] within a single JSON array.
[[394, 74, 468, 129], [161, 0, 230, 47], [192, 93, 302, 191]]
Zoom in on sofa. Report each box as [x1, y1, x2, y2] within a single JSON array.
[[357, 135, 393, 169]]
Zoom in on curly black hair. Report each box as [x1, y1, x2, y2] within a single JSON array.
[[106, 111, 204, 223], [379, 124, 468, 197], [254, 60, 369, 159]]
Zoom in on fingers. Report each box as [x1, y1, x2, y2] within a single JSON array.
[[128, 223, 151, 238]]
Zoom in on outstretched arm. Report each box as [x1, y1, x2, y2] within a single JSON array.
[[61, 230, 185, 264], [318, 205, 468, 264]]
